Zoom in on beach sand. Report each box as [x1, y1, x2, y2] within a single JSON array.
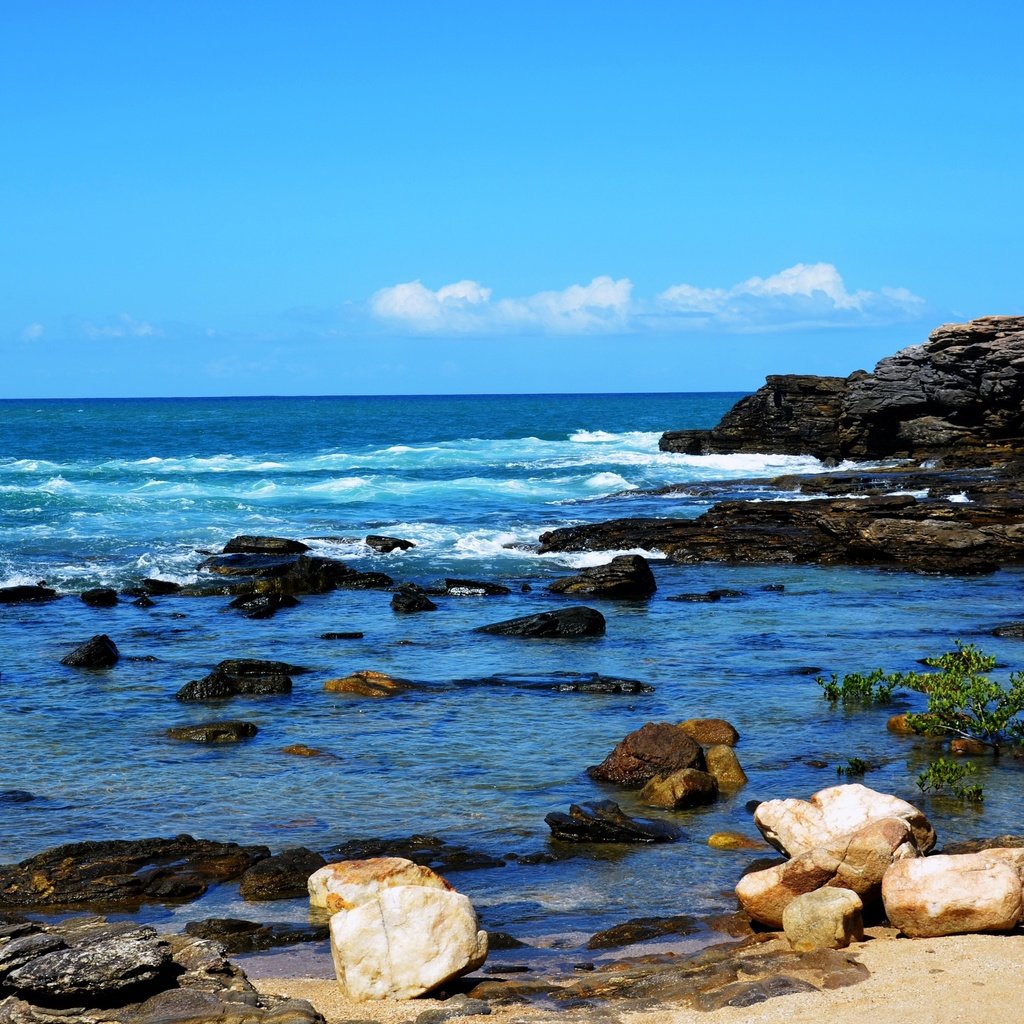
[[254, 930, 1024, 1024]]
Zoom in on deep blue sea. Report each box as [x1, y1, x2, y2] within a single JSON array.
[[2, 393, 1022, 970]]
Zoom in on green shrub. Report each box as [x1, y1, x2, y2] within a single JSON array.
[[916, 756, 983, 803], [817, 668, 900, 706]]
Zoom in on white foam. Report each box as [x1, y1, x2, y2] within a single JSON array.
[[947, 491, 971, 504]]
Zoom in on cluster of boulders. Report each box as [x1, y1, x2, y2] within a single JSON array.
[[308, 857, 488, 1001], [737, 782, 1024, 948]]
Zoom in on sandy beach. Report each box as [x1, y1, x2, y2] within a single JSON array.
[[255, 930, 1024, 1024]]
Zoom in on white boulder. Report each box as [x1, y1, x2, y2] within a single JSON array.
[[308, 856, 451, 912]]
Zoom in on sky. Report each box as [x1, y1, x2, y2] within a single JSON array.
[[2, 1, 1022, 398]]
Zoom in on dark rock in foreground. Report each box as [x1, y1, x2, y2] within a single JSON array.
[[587, 721, 706, 786], [366, 534, 416, 553], [80, 587, 118, 607], [166, 721, 259, 743], [176, 658, 305, 702], [475, 606, 606, 638], [223, 534, 310, 555], [391, 582, 438, 613], [183, 917, 329, 953], [0, 584, 58, 605], [0, 835, 268, 908], [587, 914, 699, 949], [545, 801, 680, 843], [60, 634, 119, 669], [548, 554, 657, 599], [238, 847, 327, 901]]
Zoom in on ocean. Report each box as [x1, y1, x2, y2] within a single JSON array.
[[1, 393, 1022, 966]]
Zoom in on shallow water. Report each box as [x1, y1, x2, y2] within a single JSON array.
[[2, 393, 1022, 951]]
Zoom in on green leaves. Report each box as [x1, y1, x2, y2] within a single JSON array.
[[916, 757, 983, 803], [817, 667, 899, 705]]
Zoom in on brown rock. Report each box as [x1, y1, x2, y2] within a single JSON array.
[[708, 832, 765, 851], [950, 737, 990, 755], [640, 768, 718, 809], [705, 744, 748, 789], [886, 713, 918, 735], [782, 887, 864, 951], [586, 721, 706, 786], [680, 717, 740, 746], [323, 670, 413, 697]]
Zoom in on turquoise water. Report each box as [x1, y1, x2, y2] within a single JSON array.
[[1, 393, 1022, 954]]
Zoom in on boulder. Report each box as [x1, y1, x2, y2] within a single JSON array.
[[60, 634, 119, 669], [308, 857, 452, 913], [239, 847, 327, 901], [639, 768, 718, 809], [736, 816, 919, 927], [223, 535, 309, 554], [754, 783, 936, 857], [680, 717, 740, 746], [886, 713, 919, 735], [0, 584, 58, 604], [438, 578, 511, 596], [882, 852, 1024, 937], [391, 583, 438, 613], [227, 592, 299, 618], [165, 721, 258, 743], [176, 659, 303, 701], [141, 578, 182, 595], [475, 606, 605, 638], [587, 721, 705, 785], [329, 885, 488, 1000], [547, 555, 657, 599], [544, 801, 680, 843], [183, 917, 328, 953], [782, 887, 864, 951], [80, 587, 118, 607], [366, 534, 416, 553], [323, 670, 414, 697], [705, 744, 748, 789]]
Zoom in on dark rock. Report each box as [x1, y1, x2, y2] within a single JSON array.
[[475, 606, 605, 638], [438, 579, 512, 597], [133, 594, 156, 608], [130, 986, 325, 1024], [391, 583, 438, 613], [183, 917, 328, 953], [0, 790, 35, 804], [6, 934, 173, 1005], [60, 634, 119, 669], [941, 835, 1024, 854], [414, 999, 492, 1024], [0, 835, 268, 908], [545, 801, 680, 844], [486, 932, 528, 950], [325, 835, 505, 873], [238, 847, 326, 901], [141, 578, 182, 595], [320, 631, 364, 639], [223, 535, 310, 555], [547, 555, 657, 599], [483, 963, 530, 974], [280, 743, 338, 758], [763, 583, 785, 592], [587, 721, 706, 785], [81, 588, 118, 607], [366, 534, 416, 553], [199, 553, 299, 577], [451, 671, 653, 695], [0, 584, 58, 604], [165, 721, 259, 743], [227, 593, 299, 619], [695, 974, 819, 1010], [207, 553, 392, 596], [992, 622, 1024, 638], [667, 591, 723, 603], [176, 659, 304, 702], [586, 914, 698, 949], [552, 676, 654, 695], [0, 933, 66, 979]]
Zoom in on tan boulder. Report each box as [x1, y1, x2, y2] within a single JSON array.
[[782, 887, 864, 951], [886, 713, 918, 735], [679, 717, 740, 746], [883, 853, 1023, 937], [705, 744, 748, 789], [308, 856, 451, 912], [329, 885, 488, 999], [640, 768, 718, 809], [323, 670, 413, 697], [707, 831, 765, 851], [736, 816, 918, 927], [754, 783, 935, 856]]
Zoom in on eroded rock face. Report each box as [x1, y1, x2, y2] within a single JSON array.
[[882, 852, 1024, 937], [547, 555, 657, 599], [587, 721, 705, 785], [308, 857, 451, 913], [329, 885, 488, 1000], [754, 783, 936, 857], [736, 816, 918, 928], [782, 887, 864, 951]]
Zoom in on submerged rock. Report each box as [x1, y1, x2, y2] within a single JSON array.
[[544, 801, 680, 843], [547, 555, 657, 599], [320, 630, 364, 639], [475, 606, 606, 638], [586, 914, 698, 949], [587, 721, 706, 785], [451, 671, 653, 695], [165, 721, 259, 743], [80, 587, 118, 607], [639, 768, 719, 809], [324, 836, 505, 873], [391, 582, 438, 613], [60, 634, 119, 669], [323, 670, 414, 697]]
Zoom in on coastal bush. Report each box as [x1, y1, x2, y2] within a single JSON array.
[[817, 668, 900, 706], [916, 757, 983, 803], [835, 756, 874, 777]]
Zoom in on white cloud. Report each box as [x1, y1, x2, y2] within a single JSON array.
[[368, 263, 924, 336], [83, 313, 158, 339], [21, 323, 44, 341]]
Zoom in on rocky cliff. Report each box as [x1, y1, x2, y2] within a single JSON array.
[[660, 315, 1024, 463]]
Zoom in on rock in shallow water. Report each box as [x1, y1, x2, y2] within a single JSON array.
[[60, 633, 119, 669], [544, 800, 680, 843], [391, 582, 437, 613], [547, 555, 657, 599], [366, 534, 416, 553], [0, 584, 58, 604], [474, 606, 605, 638], [239, 847, 326, 901], [323, 670, 414, 697], [184, 917, 328, 953], [80, 587, 118, 607], [586, 721, 705, 785], [223, 534, 310, 554], [165, 721, 259, 743]]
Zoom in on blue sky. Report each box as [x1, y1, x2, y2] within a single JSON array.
[[2, 1, 1021, 397]]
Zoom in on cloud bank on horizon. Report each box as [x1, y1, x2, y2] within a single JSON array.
[[370, 262, 925, 336]]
